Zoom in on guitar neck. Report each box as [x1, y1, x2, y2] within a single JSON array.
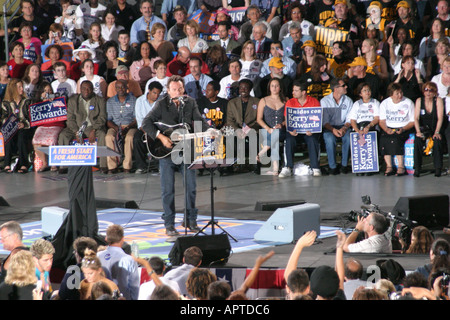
[[171, 131, 215, 142]]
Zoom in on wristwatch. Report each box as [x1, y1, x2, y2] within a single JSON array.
[[353, 228, 360, 233]]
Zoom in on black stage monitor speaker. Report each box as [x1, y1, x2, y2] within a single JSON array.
[[255, 199, 306, 211], [168, 234, 231, 267], [254, 203, 320, 243], [0, 196, 10, 207], [95, 198, 139, 209], [392, 194, 449, 228]]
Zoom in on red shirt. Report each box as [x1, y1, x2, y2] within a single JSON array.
[[284, 96, 320, 118], [166, 57, 210, 77], [7, 59, 33, 79]]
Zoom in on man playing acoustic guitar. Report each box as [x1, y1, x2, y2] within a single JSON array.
[[142, 75, 219, 236]]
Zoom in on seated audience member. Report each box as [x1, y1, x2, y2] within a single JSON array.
[[0, 221, 28, 283], [342, 212, 392, 253], [98, 41, 127, 85], [415, 238, 450, 280], [413, 82, 445, 177], [7, 41, 33, 79], [252, 22, 273, 61], [255, 57, 293, 99], [281, 22, 311, 64], [205, 45, 230, 83], [80, 22, 105, 65], [378, 82, 415, 177], [321, 78, 353, 175], [208, 8, 239, 42], [208, 21, 241, 56], [279, 2, 314, 41], [300, 54, 332, 101], [238, 5, 273, 44], [76, 59, 107, 98], [197, 80, 228, 130], [75, 0, 106, 37], [184, 57, 213, 100], [226, 79, 260, 132], [97, 224, 140, 300], [51, 61, 77, 100], [402, 226, 434, 254], [279, 81, 321, 178], [164, 246, 203, 297], [117, 30, 136, 67], [260, 41, 296, 80], [149, 285, 180, 300], [431, 56, 450, 98], [22, 63, 44, 99], [134, 81, 163, 174], [105, 80, 137, 174], [167, 5, 188, 46], [177, 20, 209, 55], [17, 21, 42, 64], [40, 44, 71, 82], [207, 281, 232, 300], [58, 80, 108, 172], [107, 65, 142, 99], [129, 41, 161, 92], [148, 22, 175, 64], [218, 59, 245, 100], [347, 56, 383, 101], [138, 256, 180, 300], [144, 60, 168, 97], [109, 0, 139, 32], [166, 46, 210, 77], [130, 0, 166, 47], [100, 9, 124, 43], [239, 40, 262, 84], [70, 45, 99, 82], [1, 79, 33, 174], [31, 82, 65, 173]]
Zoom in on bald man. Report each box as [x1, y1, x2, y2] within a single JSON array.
[[166, 46, 210, 77]]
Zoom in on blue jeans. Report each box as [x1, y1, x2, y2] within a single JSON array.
[[323, 127, 350, 169], [285, 132, 321, 169], [159, 157, 198, 228]]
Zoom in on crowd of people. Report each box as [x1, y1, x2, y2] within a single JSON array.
[[0, 219, 449, 300], [0, 0, 449, 178]]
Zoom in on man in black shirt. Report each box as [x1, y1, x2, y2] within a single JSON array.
[[197, 81, 228, 130], [108, 0, 140, 31], [6, 0, 47, 41], [142, 76, 219, 236], [347, 56, 384, 101]]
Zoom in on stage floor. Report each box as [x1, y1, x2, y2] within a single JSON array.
[[0, 157, 449, 273]]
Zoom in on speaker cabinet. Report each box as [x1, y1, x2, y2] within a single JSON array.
[[392, 194, 449, 228], [168, 234, 231, 267], [255, 199, 306, 211], [41, 206, 69, 237], [254, 203, 320, 243]]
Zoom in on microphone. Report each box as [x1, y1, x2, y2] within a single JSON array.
[[178, 96, 185, 105], [77, 121, 88, 139]]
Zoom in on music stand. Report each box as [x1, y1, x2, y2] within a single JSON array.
[[188, 156, 237, 242]]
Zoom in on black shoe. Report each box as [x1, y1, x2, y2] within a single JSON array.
[[58, 168, 68, 174], [181, 221, 201, 232], [165, 226, 179, 236], [435, 168, 442, 177], [413, 169, 420, 177], [341, 166, 350, 174], [330, 167, 340, 175]]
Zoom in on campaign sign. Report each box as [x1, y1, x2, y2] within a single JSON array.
[[228, 7, 247, 25], [49, 145, 97, 166], [314, 26, 349, 58], [0, 133, 4, 156], [394, 133, 414, 174], [29, 97, 67, 127], [189, 9, 215, 34], [350, 131, 379, 173], [286, 107, 323, 133], [0, 113, 19, 144]]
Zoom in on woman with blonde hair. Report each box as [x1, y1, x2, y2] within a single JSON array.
[[352, 38, 389, 81], [0, 250, 38, 300], [79, 249, 119, 300], [240, 40, 262, 83], [149, 22, 175, 63], [177, 20, 208, 55]]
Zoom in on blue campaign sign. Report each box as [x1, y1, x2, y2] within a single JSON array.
[[0, 113, 19, 144], [350, 131, 379, 173], [49, 145, 97, 166], [286, 107, 323, 133], [29, 97, 67, 127]]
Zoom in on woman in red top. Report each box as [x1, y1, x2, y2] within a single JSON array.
[[7, 41, 33, 79]]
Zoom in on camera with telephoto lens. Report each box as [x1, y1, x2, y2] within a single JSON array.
[[348, 209, 370, 222]]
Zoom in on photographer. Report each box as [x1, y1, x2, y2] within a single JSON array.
[[343, 212, 392, 254]]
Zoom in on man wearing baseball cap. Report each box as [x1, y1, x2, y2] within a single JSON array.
[[390, 0, 423, 42], [255, 57, 293, 98], [347, 56, 384, 101]]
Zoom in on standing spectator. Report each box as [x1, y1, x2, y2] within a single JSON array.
[[138, 256, 180, 300], [321, 78, 353, 175], [0, 221, 28, 284], [97, 224, 140, 300], [105, 80, 137, 174], [30, 239, 55, 295], [164, 246, 203, 297], [0, 251, 37, 300]]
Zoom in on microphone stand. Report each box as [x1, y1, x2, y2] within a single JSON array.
[[179, 97, 189, 237]]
